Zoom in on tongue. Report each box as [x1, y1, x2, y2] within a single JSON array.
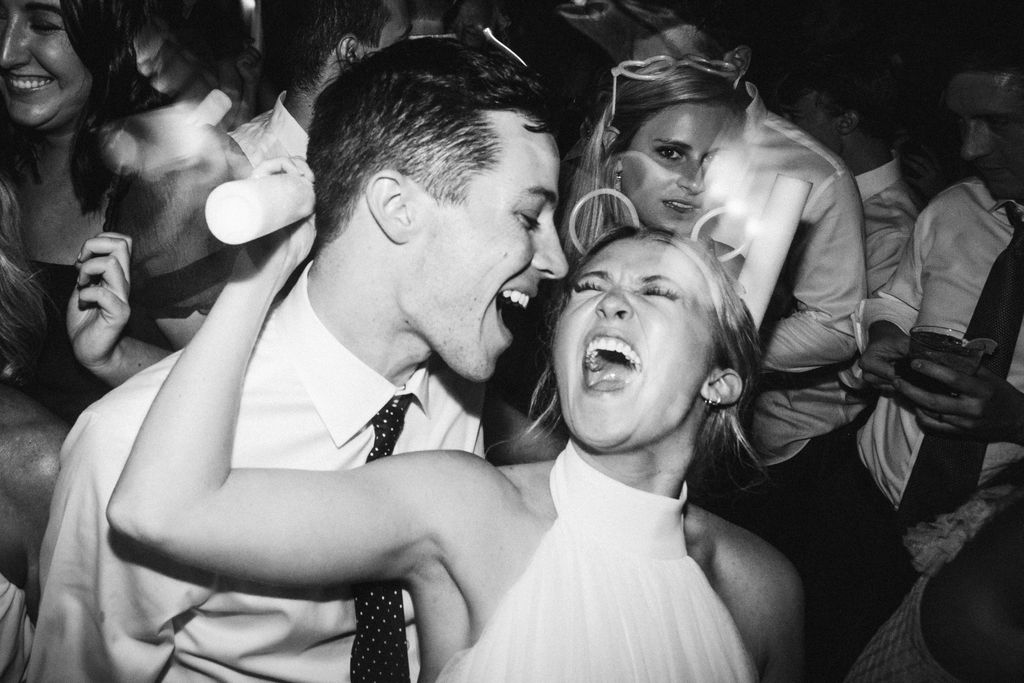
[[584, 353, 632, 391]]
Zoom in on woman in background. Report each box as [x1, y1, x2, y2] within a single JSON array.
[[0, 0, 168, 421], [563, 55, 745, 261]]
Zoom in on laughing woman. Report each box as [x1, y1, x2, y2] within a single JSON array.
[[107, 224, 802, 682], [0, 0, 170, 421]]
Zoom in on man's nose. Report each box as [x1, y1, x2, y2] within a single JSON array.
[[960, 120, 994, 162]]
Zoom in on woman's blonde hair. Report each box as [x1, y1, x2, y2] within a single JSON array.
[[563, 60, 741, 263], [0, 173, 48, 384]]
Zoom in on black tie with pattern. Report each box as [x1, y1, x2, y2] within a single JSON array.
[[898, 203, 1024, 527], [350, 394, 414, 683]]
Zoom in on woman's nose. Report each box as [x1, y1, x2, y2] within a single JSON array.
[[596, 289, 633, 320], [1, 17, 31, 70], [676, 161, 706, 193]]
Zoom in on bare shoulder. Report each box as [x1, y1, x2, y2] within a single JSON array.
[[0, 385, 66, 505], [685, 504, 804, 682]]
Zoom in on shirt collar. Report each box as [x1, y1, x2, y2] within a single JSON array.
[[269, 92, 309, 159], [856, 157, 902, 199], [276, 264, 432, 447], [742, 81, 767, 136]]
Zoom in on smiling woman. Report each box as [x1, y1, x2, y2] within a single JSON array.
[[107, 216, 803, 681], [0, 0, 168, 421]]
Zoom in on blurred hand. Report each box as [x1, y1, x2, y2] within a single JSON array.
[[67, 233, 133, 372]]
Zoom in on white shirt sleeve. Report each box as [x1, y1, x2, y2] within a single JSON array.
[[29, 411, 215, 682]]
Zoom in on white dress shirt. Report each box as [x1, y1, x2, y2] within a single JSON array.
[[743, 84, 868, 460], [29, 267, 485, 682], [230, 92, 310, 163], [854, 178, 1024, 506], [857, 158, 920, 294]]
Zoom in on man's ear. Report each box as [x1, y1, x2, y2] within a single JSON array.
[[700, 368, 744, 407], [722, 45, 752, 81], [836, 109, 860, 137], [364, 171, 420, 245], [334, 35, 361, 69]]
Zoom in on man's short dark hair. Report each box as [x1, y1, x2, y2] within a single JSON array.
[[775, 54, 904, 144], [262, 0, 391, 93], [948, 25, 1024, 94], [616, 0, 753, 56], [307, 38, 553, 250]]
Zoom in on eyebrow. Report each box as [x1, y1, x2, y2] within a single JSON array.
[[577, 271, 676, 287], [522, 185, 558, 206], [25, 2, 62, 13], [652, 138, 693, 151]]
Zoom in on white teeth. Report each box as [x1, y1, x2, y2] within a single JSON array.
[[7, 77, 51, 90], [584, 336, 641, 371], [500, 289, 530, 310]]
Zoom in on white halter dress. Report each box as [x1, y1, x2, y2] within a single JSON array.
[[437, 442, 757, 682]]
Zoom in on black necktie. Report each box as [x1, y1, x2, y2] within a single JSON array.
[[351, 394, 414, 683], [898, 203, 1024, 526]]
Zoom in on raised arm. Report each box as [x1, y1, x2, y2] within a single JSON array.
[[106, 161, 495, 587]]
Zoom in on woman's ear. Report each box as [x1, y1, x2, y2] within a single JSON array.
[[722, 45, 752, 81], [364, 171, 419, 244], [701, 368, 743, 407]]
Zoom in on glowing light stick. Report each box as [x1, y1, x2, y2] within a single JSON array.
[[206, 174, 315, 244], [736, 174, 811, 328], [240, 0, 264, 54]]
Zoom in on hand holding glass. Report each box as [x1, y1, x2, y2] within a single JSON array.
[[894, 325, 996, 393]]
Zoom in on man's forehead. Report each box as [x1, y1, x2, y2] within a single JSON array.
[[947, 71, 1024, 112], [632, 24, 704, 60], [484, 110, 558, 187]]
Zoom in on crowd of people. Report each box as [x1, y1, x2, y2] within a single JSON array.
[[1, 0, 1023, 681]]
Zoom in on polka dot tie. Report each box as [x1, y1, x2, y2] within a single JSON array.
[[351, 394, 414, 683]]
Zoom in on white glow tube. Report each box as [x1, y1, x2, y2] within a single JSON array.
[[206, 174, 315, 244], [737, 174, 811, 328]]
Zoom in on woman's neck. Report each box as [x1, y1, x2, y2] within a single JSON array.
[[570, 440, 691, 499]]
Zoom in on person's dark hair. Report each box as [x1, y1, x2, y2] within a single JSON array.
[[531, 225, 762, 480], [3, 0, 166, 214], [947, 27, 1024, 94], [306, 37, 553, 251], [262, 0, 391, 94], [774, 53, 904, 144], [616, 0, 753, 57]]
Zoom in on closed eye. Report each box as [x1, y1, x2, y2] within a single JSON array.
[[641, 285, 679, 300], [571, 279, 604, 294], [517, 213, 540, 232]]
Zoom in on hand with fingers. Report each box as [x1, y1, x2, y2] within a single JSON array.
[[893, 360, 1024, 445], [228, 156, 317, 292], [859, 320, 910, 393], [67, 233, 134, 376]]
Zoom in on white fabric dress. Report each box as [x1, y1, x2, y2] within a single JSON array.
[[438, 443, 757, 682]]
